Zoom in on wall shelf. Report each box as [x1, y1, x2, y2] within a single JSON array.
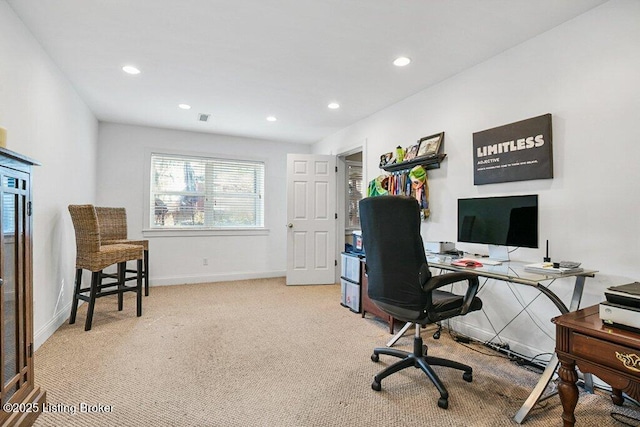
[[381, 153, 447, 173]]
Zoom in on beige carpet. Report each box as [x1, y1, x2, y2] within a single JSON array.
[[33, 277, 639, 426]]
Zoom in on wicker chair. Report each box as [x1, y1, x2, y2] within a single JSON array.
[[68, 204, 144, 331], [95, 207, 150, 296]]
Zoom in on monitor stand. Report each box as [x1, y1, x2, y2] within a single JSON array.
[[488, 245, 510, 262]]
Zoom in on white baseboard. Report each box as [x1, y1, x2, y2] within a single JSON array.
[[34, 301, 72, 351], [448, 318, 611, 390], [143, 270, 286, 287], [447, 318, 549, 360]]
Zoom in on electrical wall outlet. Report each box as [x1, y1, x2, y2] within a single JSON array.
[[203, 258, 208, 266]]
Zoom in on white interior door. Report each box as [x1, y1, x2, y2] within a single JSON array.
[[286, 154, 336, 285]]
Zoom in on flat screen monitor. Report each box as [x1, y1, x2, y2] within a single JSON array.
[[457, 195, 538, 260]]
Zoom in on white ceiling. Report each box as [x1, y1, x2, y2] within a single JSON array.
[[7, 0, 607, 144]]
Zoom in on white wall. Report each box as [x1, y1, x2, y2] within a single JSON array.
[[0, 2, 99, 348], [313, 0, 640, 358], [4, 0, 638, 357], [97, 123, 311, 285]]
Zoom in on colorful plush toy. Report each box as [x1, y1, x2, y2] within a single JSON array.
[[367, 175, 389, 197], [409, 165, 430, 219]]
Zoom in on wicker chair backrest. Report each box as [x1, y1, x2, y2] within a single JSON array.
[[95, 207, 128, 241], [68, 204, 101, 254]]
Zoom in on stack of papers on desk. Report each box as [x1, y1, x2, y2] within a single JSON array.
[[524, 262, 584, 275]]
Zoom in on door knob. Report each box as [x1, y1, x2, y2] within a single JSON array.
[[287, 223, 293, 228]]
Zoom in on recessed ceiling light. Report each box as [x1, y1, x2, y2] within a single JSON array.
[[266, 116, 277, 122], [178, 104, 191, 110], [328, 102, 340, 109], [122, 65, 141, 75], [393, 57, 411, 67]]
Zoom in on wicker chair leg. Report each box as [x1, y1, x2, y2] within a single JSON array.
[[136, 259, 143, 317], [69, 268, 83, 324], [85, 271, 101, 331], [117, 262, 125, 311], [144, 249, 149, 296]]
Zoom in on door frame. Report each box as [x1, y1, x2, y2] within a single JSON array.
[[335, 139, 367, 283]]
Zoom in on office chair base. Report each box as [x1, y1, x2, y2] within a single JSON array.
[[370, 335, 472, 409]]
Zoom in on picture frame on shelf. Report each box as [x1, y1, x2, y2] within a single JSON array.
[[404, 144, 419, 161], [379, 152, 394, 168], [416, 132, 444, 158]]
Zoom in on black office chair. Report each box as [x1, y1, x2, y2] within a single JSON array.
[[359, 196, 482, 409]]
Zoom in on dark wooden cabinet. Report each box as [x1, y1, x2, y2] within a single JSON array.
[[0, 148, 45, 426], [360, 260, 396, 334], [553, 305, 640, 427]]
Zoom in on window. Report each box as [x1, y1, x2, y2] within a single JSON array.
[[346, 160, 362, 230], [150, 153, 264, 229], [2, 176, 17, 234]]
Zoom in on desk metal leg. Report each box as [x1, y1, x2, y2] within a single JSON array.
[[583, 372, 594, 393], [568, 276, 586, 312], [513, 354, 592, 424], [514, 274, 592, 424], [514, 353, 559, 423], [567, 275, 594, 393], [386, 321, 412, 347]]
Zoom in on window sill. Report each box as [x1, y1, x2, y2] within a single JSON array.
[[142, 227, 270, 238]]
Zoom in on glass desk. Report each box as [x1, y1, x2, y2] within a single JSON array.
[[387, 256, 597, 424]]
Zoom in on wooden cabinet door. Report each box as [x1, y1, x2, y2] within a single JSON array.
[[0, 166, 34, 421]]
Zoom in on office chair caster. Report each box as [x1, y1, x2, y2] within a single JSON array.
[[433, 324, 442, 339], [438, 397, 448, 409], [463, 371, 473, 382], [371, 379, 382, 391], [371, 353, 379, 362]]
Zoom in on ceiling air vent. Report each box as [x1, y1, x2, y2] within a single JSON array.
[[198, 113, 211, 122]]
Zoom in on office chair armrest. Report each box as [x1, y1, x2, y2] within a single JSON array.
[[423, 272, 480, 315]]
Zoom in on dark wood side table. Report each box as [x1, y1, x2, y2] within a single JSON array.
[[553, 305, 640, 427], [360, 260, 395, 333]]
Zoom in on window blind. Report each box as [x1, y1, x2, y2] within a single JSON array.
[[2, 177, 17, 234], [346, 161, 363, 229], [150, 153, 264, 228]]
